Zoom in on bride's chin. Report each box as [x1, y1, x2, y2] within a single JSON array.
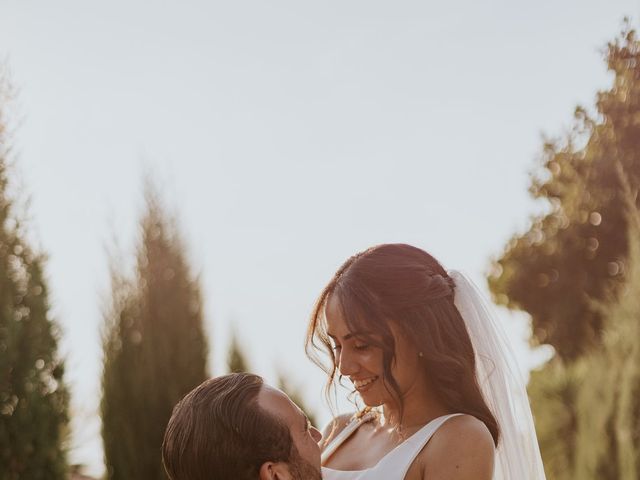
[[359, 392, 385, 408]]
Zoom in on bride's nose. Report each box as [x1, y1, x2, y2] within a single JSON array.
[[337, 349, 358, 376]]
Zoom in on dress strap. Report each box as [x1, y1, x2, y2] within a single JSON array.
[[321, 412, 377, 464], [374, 413, 464, 479]]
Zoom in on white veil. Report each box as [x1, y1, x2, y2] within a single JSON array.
[[449, 270, 546, 480]]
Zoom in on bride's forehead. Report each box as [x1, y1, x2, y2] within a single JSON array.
[[324, 294, 343, 318], [324, 294, 349, 331], [324, 295, 378, 341]]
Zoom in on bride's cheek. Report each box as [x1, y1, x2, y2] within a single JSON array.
[[360, 351, 375, 364]]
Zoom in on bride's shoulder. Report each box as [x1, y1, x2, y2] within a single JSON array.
[[420, 414, 495, 479], [430, 414, 495, 456], [436, 413, 494, 440], [320, 412, 357, 450]]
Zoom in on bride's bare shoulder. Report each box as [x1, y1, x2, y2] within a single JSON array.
[[419, 415, 495, 480], [320, 413, 356, 451]]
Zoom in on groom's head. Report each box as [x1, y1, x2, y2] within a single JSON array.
[[162, 373, 322, 480]]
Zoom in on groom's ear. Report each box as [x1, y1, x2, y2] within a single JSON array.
[[259, 461, 291, 480]]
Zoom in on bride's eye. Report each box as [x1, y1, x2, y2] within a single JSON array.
[[354, 343, 370, 351]]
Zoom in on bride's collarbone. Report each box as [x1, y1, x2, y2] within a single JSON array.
[[324, 422, 404, 471]]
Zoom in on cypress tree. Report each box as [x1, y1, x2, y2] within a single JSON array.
[[101, 185, 208, 480], [0, 68, 69, 479]]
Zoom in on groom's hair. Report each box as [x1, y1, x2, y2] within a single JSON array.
[[162, 373, 295, 480]]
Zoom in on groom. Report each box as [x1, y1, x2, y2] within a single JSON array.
[[162, 372, 323, 480]]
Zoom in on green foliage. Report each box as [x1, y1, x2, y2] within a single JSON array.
[[573, 349, 620, 479], [227, 330, 250, 373], [528, 359, 581, 480], [528, 173, 640, 479], [101, 186, 208, 480], [607, 174, 640, 478], [489, 24, 640, 360], [0, 68, 69, 479]]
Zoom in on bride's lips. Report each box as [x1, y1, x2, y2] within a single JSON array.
[[353, 376, 379, 392]]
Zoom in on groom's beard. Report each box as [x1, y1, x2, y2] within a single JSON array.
[[289, 455, 322, 480], [289, 460, 322, 480]]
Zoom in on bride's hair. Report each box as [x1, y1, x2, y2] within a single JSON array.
[[306, 243, 500, 445]]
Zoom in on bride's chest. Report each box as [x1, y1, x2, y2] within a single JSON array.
[[325, 440, 426, 480], [323, 425, 429, 479], [325, 427, 397, 471]]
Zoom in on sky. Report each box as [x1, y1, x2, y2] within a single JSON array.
[[1, 0, 639, 476]]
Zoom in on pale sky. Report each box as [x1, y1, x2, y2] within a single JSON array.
[[1, 1, 638, 476]]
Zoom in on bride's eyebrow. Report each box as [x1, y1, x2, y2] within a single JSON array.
[[327, 332, 367, 341]]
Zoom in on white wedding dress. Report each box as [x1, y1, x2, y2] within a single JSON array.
[[321, 413, 464, 480]]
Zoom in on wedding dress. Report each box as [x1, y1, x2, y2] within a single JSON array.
[[322, 413, 463, 480]]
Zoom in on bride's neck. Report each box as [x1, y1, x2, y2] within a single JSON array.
[[381, 381, 449, 432]]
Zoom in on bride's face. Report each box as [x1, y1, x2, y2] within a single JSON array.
[[324, 294, 424, 408]]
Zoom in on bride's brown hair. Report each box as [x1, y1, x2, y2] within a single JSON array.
[[306, 243, 500, 446]]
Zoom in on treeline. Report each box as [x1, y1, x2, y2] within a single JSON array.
[[490, 24, 640, 479], [0, 75, 315, 479]]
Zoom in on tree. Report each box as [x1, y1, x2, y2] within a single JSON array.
[[528, 169, 640, 479], [0, 67, 69, 479], [527, 359, 581, 480], [489, 24, 640, 360], [227, 329, 250, 373], [101, 185, 208, 480]]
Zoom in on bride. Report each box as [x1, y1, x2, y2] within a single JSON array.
[[305, 244, 546, 480]]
